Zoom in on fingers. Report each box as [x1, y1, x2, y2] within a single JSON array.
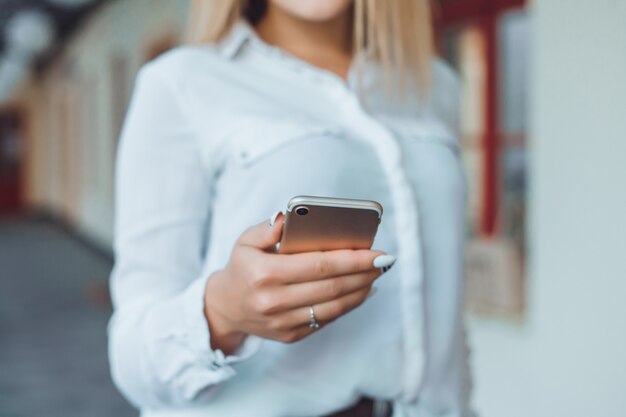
[[266, 269, 381, 312], [274, 285, 373, 331], [237, 211, 285, 250], [265, 249, 394, 284]]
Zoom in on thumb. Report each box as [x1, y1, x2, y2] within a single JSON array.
[[237, 211, 285, 250]]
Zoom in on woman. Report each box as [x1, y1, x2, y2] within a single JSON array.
[[108, 0, 473, 416]]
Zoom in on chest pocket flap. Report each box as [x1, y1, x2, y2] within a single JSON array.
[[228, 116, 343, 167]]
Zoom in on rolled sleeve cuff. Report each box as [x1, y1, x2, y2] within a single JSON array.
[[141, 275, 263, 403]]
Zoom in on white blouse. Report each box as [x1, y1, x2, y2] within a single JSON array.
[[108, 20, 474, 417]]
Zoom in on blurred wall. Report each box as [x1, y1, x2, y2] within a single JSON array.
[[20, 0, 188, 247], [471, 1, 626, 416], [529, 0, 626, 413]]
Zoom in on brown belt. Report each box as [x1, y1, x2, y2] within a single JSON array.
[[323, 398, 392, 417]]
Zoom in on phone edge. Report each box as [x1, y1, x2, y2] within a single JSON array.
[[286, 195, 383, 218]]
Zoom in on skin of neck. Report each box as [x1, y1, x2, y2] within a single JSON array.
[[254, 4, 354, 80]]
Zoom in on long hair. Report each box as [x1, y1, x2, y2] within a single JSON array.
[[186, 0, 433, 93]]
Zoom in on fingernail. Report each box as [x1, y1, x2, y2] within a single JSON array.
[[367, 287, 378, 299], [373, 254, 396, 269], [269, 211, 282, 227]]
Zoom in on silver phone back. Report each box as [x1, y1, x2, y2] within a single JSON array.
[[278, 196, 383, 254]]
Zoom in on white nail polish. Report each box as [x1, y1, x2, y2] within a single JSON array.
[[269, 211, 282, 227], [367, 287, 378, 299], [373, 254, 396, 269]]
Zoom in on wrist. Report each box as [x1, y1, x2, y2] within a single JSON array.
[[204, 272, 246, 354]]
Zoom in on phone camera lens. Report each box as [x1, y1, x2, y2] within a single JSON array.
[[295, 206, 309, 216]]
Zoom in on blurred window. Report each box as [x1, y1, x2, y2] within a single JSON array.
[[499, 10, 528, 245]]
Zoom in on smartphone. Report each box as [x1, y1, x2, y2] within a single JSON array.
[[277, 195, 383, 254]]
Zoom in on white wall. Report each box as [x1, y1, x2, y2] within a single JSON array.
[[471, 1, 626, 416]]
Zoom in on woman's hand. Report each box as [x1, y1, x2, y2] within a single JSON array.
[[203, 212, 395, 355]]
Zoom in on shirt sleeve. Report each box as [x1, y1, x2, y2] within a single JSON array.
[[107, 60, 262, 408]]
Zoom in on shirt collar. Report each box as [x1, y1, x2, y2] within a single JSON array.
[[217, 19, 256, 59], [215, 17, 373, 98]]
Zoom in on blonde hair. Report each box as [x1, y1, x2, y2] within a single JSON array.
[[186, 0, 433, 94]]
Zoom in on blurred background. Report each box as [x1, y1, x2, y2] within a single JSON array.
[[0, 0, 624, 416]]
